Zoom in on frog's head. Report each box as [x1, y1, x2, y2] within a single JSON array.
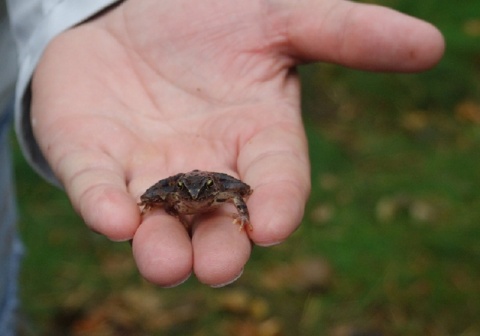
[[177, 170, 216, 200]]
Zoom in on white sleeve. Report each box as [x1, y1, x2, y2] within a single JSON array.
[[7, 0, 121, 185]]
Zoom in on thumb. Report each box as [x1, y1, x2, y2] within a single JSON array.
[[284, 0, 445, 72]]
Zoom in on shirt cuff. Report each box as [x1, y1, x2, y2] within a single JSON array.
[[11, 0, 121, 186]]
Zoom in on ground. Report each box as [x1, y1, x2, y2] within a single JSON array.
[[15, 0, 480, 335]]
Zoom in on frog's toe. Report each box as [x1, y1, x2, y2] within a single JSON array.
[[232, 213, 253, 231], [139, 203, 151, 215]]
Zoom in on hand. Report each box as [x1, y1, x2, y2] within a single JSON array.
[[30, 0, 444, 287]]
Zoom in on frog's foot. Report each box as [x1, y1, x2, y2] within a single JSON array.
[[232, 213, 253, 231], [138, 202, 151, 215]]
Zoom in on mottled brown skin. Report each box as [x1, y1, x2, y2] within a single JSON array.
[[138, 170, 253, 231]]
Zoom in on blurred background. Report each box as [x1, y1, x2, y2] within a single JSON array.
[[13, 0, 480, 335]]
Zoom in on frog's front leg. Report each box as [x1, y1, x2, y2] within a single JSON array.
[[138, 200, 158, 215], [231, 195, 252, 231]]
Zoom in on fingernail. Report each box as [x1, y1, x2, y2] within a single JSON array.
[[255, 240, 284, 247], [210, 268, 244, 288], [109, 236, 134, 243]]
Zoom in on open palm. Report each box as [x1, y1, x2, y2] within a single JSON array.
[[30, 0, 444, 286]]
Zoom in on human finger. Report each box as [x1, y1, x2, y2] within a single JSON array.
[[191, 210, 252, 286], [284, 0, 445, 71], [237, 121, 311, 246], [51, 149, 140, 241], [132, 212, 193, 286]]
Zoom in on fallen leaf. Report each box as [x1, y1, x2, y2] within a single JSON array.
[[310, 203, 335, 224], [455, 101, 480, 124], [375, 195, 410, 222], [319, 173, 339, 191], [409, 200, 437, 222], [249, 297, 270, 321], [261, 258, 333, 293], [463, 19, 480, 37], [217, 289, 251, 314], [376, 195, 440, 224], [257, 318, 283, 336], [401, 111, 429, 132], [222, 318, 284, 336]]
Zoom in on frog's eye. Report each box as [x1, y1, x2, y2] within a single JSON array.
[[177, 181, 184, 188], [206, 179, 213, 187]]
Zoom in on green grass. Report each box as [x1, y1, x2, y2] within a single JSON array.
[[302, 120, 480, 334], [14, 0, 480, 335]]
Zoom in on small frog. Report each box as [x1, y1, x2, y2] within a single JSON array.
[[138, 170, 253, 231]]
